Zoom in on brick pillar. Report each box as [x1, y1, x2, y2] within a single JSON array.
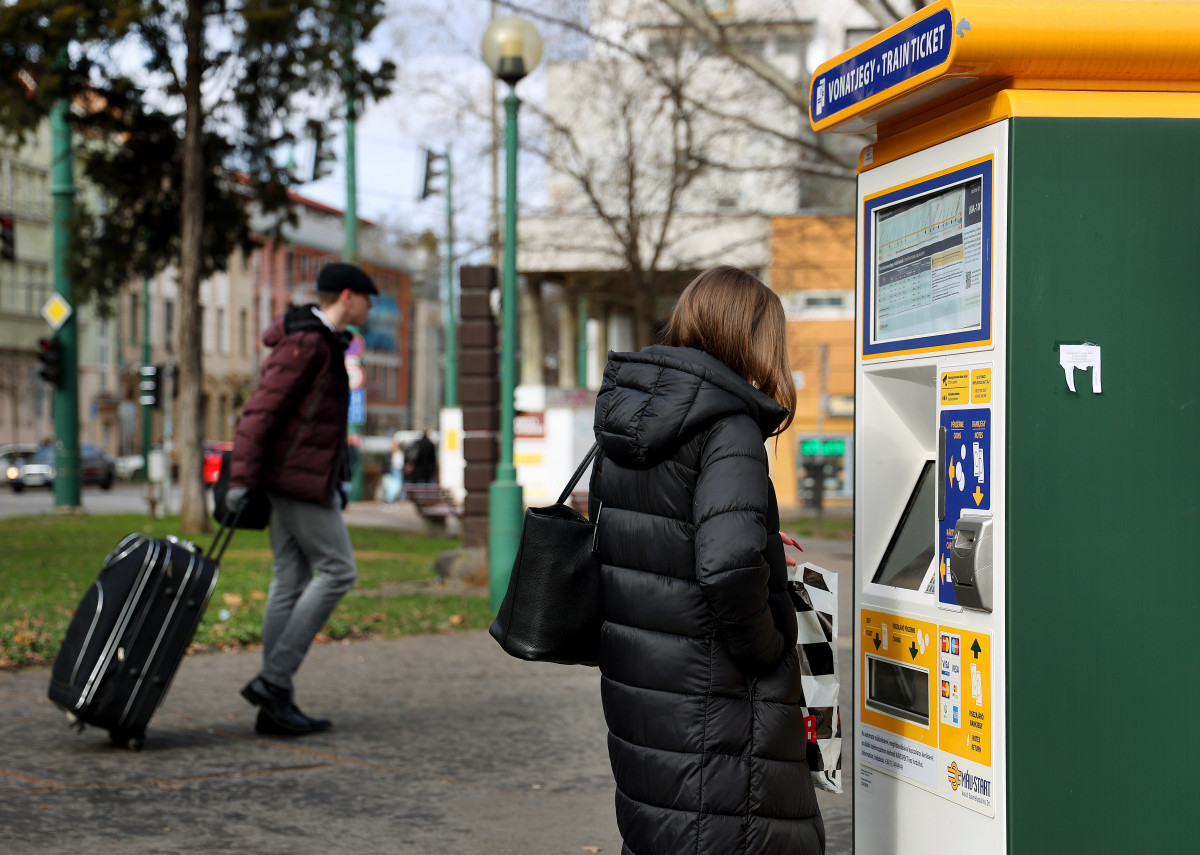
[[458, 265, 499, 550]]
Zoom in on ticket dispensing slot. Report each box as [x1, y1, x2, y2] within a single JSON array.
[[866, 656, 930, 726], [949, 518, 994, 612]]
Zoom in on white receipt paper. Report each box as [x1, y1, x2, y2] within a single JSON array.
[[1059, 344, 1102, 394]]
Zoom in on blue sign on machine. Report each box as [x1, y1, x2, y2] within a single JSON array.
[[940, 406, 990, 606], [811, 7, 953, 124]]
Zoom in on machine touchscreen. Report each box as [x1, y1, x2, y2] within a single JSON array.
[[871, 460, 936, 590]]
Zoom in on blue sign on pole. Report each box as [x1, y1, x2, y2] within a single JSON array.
[[811, 7, 953, 124], [348, 387, 366, 426]]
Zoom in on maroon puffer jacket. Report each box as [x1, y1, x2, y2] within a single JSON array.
[[230, 305, 350, 506]]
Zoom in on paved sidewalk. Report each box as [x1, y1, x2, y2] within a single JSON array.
[[0, 516, 855, 854]]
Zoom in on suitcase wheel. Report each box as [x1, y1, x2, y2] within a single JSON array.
[[110, 730, 145, 751]]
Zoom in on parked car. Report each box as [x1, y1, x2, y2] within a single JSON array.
[[6, 444, 116, 492]]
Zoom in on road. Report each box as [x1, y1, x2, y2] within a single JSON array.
[[0, 481, 156, 518]]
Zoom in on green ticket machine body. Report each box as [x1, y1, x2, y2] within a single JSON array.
[[810, 2, 1199, 851]]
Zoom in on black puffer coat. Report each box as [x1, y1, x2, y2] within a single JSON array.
[[591, 346, 824, 855]]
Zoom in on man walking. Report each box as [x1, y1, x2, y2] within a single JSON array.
[[224, 262, 376, 735]]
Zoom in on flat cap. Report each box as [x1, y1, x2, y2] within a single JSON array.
[[317, 262, 378, 295]]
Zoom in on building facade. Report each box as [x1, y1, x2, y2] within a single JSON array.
[[0, 120, 417, 462], [504, 0, 875, 508]]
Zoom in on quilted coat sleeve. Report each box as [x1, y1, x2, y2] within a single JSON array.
[[693, 414, 787, 674], [231, 332, 325, 488]]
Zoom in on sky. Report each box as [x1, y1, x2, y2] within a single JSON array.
[[295, 0, 574, 265]]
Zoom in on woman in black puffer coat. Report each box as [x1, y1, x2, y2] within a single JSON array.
[[590, 266, 824, 855]]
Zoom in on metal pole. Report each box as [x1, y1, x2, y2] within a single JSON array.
[[50, 92, 80, 509], [142, 271, 153, 512], [577, 295, 589, 389], [489, 91, 524, 611], [343, 17, 364, 501], [816, 342, 829, 532], [444, 148, 458, 407], [343, 109, 358, 262]]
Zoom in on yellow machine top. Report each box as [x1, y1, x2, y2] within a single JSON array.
[[810, 0, 1200, 165]]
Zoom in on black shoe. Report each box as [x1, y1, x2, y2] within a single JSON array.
[[241, 677, 313, 735], [255, 708, 332, 735]]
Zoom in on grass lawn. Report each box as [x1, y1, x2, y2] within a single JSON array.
[[0, 514, 487, 670]]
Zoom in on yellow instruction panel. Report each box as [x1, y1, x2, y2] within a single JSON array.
[[861, 608, 995, 816]]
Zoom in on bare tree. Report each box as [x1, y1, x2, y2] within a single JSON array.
[[656, 0, 931, 109]]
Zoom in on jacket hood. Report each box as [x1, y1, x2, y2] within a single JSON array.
[[594, 345, 787, 468], [262, 305, 351, 350]]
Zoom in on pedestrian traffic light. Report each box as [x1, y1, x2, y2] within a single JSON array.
[[420, 148, 445, 200], [37, 336, 62, 387], [139, 364, 160, 408], [306, 119, 334, 183], [0, 213, 14, 262]]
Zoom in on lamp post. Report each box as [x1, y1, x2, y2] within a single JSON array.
[[482, 15, 542, 611]]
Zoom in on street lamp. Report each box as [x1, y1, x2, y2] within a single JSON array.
[[481, 15, 543, 611]]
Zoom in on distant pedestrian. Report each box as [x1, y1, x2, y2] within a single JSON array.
[[406, 429, 437, 485], [590, 265, 824, 854], [224, 262, 377, 736], [384, 433, 405, 504]]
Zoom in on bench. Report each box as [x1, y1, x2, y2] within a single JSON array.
[[403, 484, 459, 535]]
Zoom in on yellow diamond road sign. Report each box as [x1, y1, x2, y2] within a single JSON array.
[[42, 294, 72, 330]]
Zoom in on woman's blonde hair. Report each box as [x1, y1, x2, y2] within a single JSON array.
[[665, 265, 795, 435]]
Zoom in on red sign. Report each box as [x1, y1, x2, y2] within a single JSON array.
[[514, 412, 545, 438]]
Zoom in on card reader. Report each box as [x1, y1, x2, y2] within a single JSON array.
[[949, 517, 993, 612]]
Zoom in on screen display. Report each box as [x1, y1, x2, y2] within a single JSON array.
[[873, 177, 984, 344], [872, 460, 936, 590], [867, 656, 930, 726]]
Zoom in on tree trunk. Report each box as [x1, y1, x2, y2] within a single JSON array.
[[177, 0, 209, 534]]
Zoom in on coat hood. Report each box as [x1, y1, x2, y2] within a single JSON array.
[[594, 345, 787, 468], [262, 305, 351, 350]]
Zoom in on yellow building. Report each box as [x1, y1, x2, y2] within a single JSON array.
[[768, 215, 856, 512]]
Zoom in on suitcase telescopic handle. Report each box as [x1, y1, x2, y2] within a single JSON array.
[[206, 504, 244, 563]]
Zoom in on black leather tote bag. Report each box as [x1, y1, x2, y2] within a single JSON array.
[[489, 443, 601, 666]]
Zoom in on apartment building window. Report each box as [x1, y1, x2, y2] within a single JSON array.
[[97, 321, 109, 392], [31, 264, 48, 314], [845, 28, 879, 50], [164, 299, 175, 353], [239, 309, 248, 357], [700, 0, 733, 16], [780, 290, 854, 321], [216, 307, 226, 354], [129, 293, 139, 344]]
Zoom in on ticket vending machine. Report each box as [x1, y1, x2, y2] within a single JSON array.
[[810, 3, 1199, 852]]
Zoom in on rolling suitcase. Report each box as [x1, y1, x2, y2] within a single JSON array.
[[47, 520, 237, 750]]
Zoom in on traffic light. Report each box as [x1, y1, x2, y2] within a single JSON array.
[[1, 213, 14, 261], [420, 148, 445, 200], [37, 336, 62, 387], [306, 119, 335, 183], [139, 364, 161, 408]]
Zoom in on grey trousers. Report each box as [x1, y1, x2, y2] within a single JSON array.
[[259, 490, 357, 690]]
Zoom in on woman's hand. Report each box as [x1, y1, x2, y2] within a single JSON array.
[[780, 532, 803, 566]]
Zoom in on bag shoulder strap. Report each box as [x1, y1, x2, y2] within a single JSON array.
[[556, 442, 600, 506]]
